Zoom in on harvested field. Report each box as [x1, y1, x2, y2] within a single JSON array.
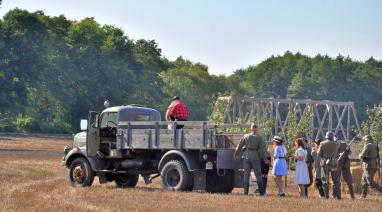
[[1, 136, 382, 211]]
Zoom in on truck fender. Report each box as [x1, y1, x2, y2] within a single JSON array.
[[63, 147, 97, 171], [158, 150, 200, 172]]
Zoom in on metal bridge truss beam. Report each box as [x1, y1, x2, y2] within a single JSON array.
[[213, 96, 361, 140]]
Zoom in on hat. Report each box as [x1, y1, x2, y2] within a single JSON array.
[[363, 135, 373, 142], [172, 96, 180, 101], [272, 136, 284, 143], [314, 138, 322, 145], [325, 131, 334, 140]]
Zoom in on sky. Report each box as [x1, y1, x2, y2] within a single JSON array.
[[1, 0, 382, 75]]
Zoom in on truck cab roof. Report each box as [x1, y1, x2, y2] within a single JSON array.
[[101, 105, 161, 122]]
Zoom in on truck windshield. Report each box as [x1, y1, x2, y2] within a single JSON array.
[[100, 112, 117, 128]]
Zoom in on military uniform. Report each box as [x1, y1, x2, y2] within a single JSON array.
[[234, 132, 266, 195], [260, 147, 271, 194], [337, 141, 355, 199], [359, 142, 382, 198], [304, 145, 314, 197], [317, 139, 341, 199], [312, 148, 325, 197]]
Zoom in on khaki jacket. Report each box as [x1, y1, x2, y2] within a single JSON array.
[[359, 143, 379, 169], [311, 148, 322, 179], [338, 142, 351, 168], [234, 133, 265, 161], [317, 139, 339, 158]]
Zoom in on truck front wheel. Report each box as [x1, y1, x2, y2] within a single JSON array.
[[160, 160, 193, 191], [115, 174, 139, 188], [68, 157, 95, 187]]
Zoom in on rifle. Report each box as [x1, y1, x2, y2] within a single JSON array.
[[337, 136, 357, 165], [377, 138, 381, 181]]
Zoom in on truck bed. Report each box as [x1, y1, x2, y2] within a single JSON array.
[[115, 121, 248, 150]]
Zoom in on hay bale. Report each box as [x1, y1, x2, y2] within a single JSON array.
[[351, 166, 363, 194]]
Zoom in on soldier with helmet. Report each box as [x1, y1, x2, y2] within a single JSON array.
[[336, 135, 355, 199], [234, 124, 268, 196], [317, 131, 341, 199], [359, 135, 382, 198]]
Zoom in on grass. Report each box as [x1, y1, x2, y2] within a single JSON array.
[[1, 136, 382, 212]]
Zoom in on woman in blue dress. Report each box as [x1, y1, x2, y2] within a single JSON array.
[[272, 136, 288, 196]]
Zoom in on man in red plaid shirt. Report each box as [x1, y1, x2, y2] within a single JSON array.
[[165, 96, 189, 128]]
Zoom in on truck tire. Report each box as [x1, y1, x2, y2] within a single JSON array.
[[115, 174, 139, 188], [205, 169, 234, 193], [68, 157, 95, 187], [160, 160, 193, 191]]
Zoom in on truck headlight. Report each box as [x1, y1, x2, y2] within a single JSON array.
[[64, 146, 72, 155]]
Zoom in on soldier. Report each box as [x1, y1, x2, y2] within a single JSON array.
[[359, 135, 382, 198], [234, 124, 268, 196], [260, 144, 272, 194], [302, 137, 314, 197], [337, 139, 355, 199], [317, 131, 341, 199], [312, 139, 325, 198]]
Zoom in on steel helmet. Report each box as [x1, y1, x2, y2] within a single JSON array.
[[363, 135, 373, 142], [325, 131, 334, 140]]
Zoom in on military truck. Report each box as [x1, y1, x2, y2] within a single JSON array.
[[61, 104, 246, 193]]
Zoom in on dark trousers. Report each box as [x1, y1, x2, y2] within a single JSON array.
[[321, 164, 341, 199], [169, 115, 186, 129], [304, 163, 313, 196], [315, 178, 325, 197], [261, 159, 270, 193], [243, 159, 265, 195], [338, 166, 355, 198], [362, 168, 382, 197]]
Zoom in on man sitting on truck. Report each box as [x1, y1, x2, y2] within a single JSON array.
[[165, 96, 190, 129]]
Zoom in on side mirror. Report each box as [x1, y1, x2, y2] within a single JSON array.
[[80, 119, 88, 131]]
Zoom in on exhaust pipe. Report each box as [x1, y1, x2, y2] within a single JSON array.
[[120, 159, 144, 169]]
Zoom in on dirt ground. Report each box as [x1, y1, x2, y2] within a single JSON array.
[[1, 136, 382, 212]]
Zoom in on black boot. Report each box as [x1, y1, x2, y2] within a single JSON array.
[[316, 179, 325, 198], [349, 186, 355, 199], [244, 185, 249, 195]]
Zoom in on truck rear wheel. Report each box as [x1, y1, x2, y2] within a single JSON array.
[[206, 169, 234, 193], [160, 160, 193, 191], [68, 157, 95, 187]]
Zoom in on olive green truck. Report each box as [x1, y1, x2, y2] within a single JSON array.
[[62, 104, 247, 193]]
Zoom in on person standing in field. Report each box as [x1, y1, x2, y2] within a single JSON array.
[[359, 135, 382, 198], [294, 138, 310, 198], [337, 138, 355, 199], [311, 138, 325, 198], [165, 96, 190, 129], [318, 131, 341, 199], [272, 136, 288, 197], [260, 143, 272, 194], [234, 124, 268, 196], [302, 137, 314, 197]]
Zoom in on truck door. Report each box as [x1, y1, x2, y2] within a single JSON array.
[[86, 111, 100, 157]]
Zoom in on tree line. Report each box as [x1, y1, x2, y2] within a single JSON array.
[[1, 9, 382, 133]]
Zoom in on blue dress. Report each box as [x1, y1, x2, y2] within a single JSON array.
[[272, 145, 288, 176]]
